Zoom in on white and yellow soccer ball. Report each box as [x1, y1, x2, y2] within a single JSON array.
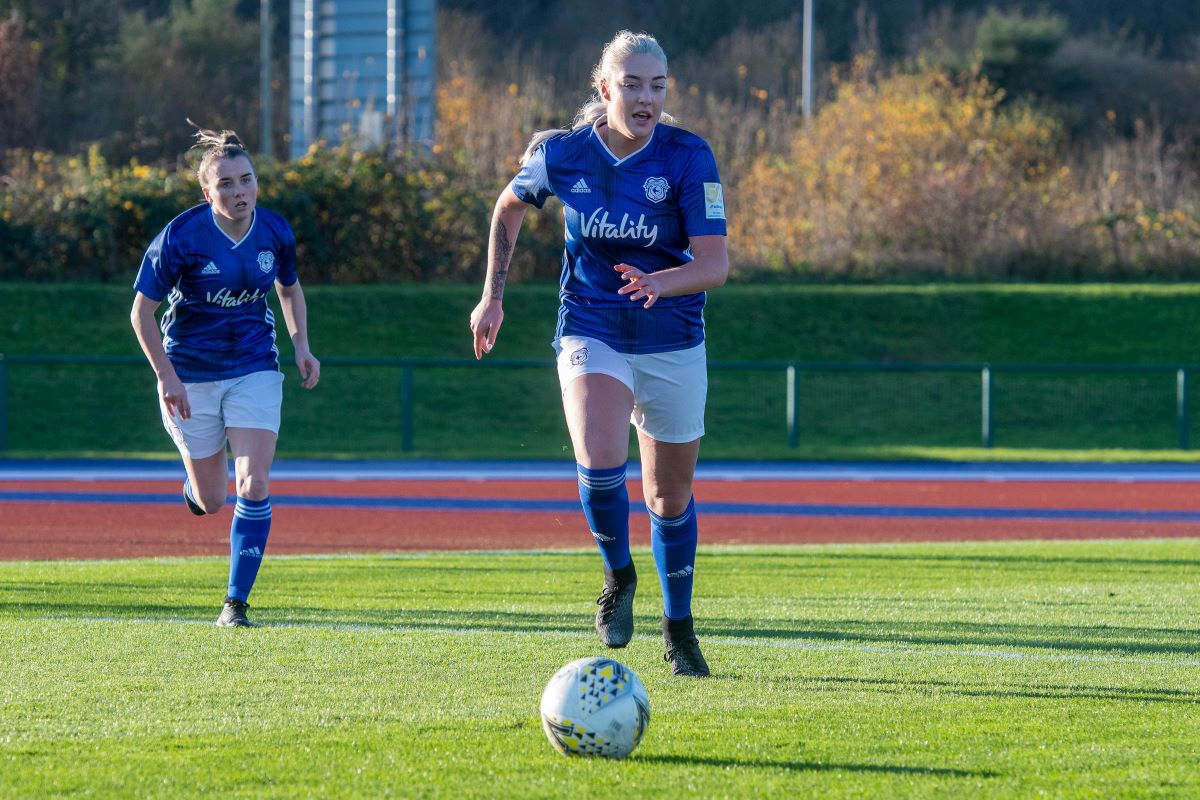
[[539, 657, 650, 759]]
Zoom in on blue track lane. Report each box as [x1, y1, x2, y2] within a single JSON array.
[[5, 458, 1200, 482], [4, 490, 1200, 523]]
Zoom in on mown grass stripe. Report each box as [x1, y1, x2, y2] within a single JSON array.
[[19, 614, 1200, 668]]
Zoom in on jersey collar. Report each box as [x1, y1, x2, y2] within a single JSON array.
[[591, 115, 656, 167], [210, 207, 257, 248]]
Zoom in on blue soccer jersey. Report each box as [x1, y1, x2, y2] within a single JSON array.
[[510, 121, 727, 354], [133, 204, 298, 382]]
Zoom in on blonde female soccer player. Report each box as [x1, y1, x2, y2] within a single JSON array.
[[470, 31, 728, 676]]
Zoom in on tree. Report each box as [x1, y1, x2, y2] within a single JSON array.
[[94, 0, 260, 162], [0, 10, 38, 155], [975, 8, 1069, 100], [0, 0, 132, 153]]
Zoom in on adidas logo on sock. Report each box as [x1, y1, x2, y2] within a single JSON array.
[[570, 178, 591, 194], [667, 564, 694, 579], [239, 546, 264, 558], [201, 261, 220, 275], [591, 530, 616, 542]]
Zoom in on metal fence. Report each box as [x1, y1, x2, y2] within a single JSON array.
[[0, 354, 1194, 453]]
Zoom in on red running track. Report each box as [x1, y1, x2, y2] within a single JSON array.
[[3, 477, 1200, 560]]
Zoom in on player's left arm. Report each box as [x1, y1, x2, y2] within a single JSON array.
[[276, 278, 321, 389], [615, 234, 728, 309]]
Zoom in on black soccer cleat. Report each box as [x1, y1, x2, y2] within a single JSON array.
[[216, 596, 254, 628], [662, 614, 710, 677], [595, 566, 637, 648], [182, 479, 206, 516]]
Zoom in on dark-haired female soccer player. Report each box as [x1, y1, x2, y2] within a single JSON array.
[[131, 123, 320, 627], [469, 31, 728, 676]]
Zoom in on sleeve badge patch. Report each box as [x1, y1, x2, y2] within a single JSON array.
[[703, 183, 725, 220]]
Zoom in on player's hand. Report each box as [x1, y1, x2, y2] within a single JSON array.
[[470, 298, 504, 359], [159, 377, 191, 420], [615, 263, 662, 308], [296, 349, 321, 389]]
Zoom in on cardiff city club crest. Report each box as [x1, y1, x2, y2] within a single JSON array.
[[257, 251, 275, 273], [643, 176, 669, 203]]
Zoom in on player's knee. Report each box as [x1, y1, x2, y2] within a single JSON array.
[[645, 490, 691, 519], [236, 472, 270, 501]]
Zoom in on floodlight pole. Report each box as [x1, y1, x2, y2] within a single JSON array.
[[802, 0, 814, 125], [260, 0, 273, 158]]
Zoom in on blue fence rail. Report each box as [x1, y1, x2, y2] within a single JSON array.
[[0, 354, 1193, 452]]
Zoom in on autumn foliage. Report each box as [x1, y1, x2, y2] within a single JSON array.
[[1, 55, 1197, 282], [729, 60, 1200, 278]]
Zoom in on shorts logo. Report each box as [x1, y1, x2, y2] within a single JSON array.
[[257, 251, 275, 273], [569, 347, 589, 366], [643, 176, 669, 203]]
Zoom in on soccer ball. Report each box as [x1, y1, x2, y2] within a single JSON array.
[[539, 656, 650, 759]]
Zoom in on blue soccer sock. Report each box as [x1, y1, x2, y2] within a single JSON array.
[[650, 496, 699, 620], [577, 463, 631, 572], [227, 496, 271, 602]]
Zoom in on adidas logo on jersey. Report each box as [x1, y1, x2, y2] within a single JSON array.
[[570, 178, 591, 194], [201, 261, 220, 275]]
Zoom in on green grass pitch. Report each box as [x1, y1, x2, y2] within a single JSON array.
[[2, 541, 1199, 798]]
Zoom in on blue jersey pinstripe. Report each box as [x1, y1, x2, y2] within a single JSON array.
[[510, 122, 727, 354], [134, 205, 298, 383]]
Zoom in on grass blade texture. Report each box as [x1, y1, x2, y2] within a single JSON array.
[[1, 541, 1198, 798]]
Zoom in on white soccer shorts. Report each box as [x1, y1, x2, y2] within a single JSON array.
[[553, 335, 707, 443], [159, 369, 284, 459]]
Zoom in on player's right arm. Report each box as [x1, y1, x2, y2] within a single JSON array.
[[469, 186, 529, 359], [130, 291, 191, 420]]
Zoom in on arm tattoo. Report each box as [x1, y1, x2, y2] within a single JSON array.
[[487, 220, 513, 300]]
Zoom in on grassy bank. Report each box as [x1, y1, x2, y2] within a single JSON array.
[[4, 282, 1200, 459]]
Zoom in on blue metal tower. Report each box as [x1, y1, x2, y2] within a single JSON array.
[[288, 0, 436, 158]]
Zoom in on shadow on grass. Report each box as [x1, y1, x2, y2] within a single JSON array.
[[698, 617, 1200, 657], [704, 550, 1200, 569], [637, 753, 997, 778], [6, 600, 1198, 659], [813, 675, 1200, 705]]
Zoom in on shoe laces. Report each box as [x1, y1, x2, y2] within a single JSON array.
[[596, 585, 620, 620], [665, 636, 703, 666]]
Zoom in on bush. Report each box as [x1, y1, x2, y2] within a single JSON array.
[[729, 59, 1200, 278], [0, 147, 195, 282], [0, 142, 566, 284]]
